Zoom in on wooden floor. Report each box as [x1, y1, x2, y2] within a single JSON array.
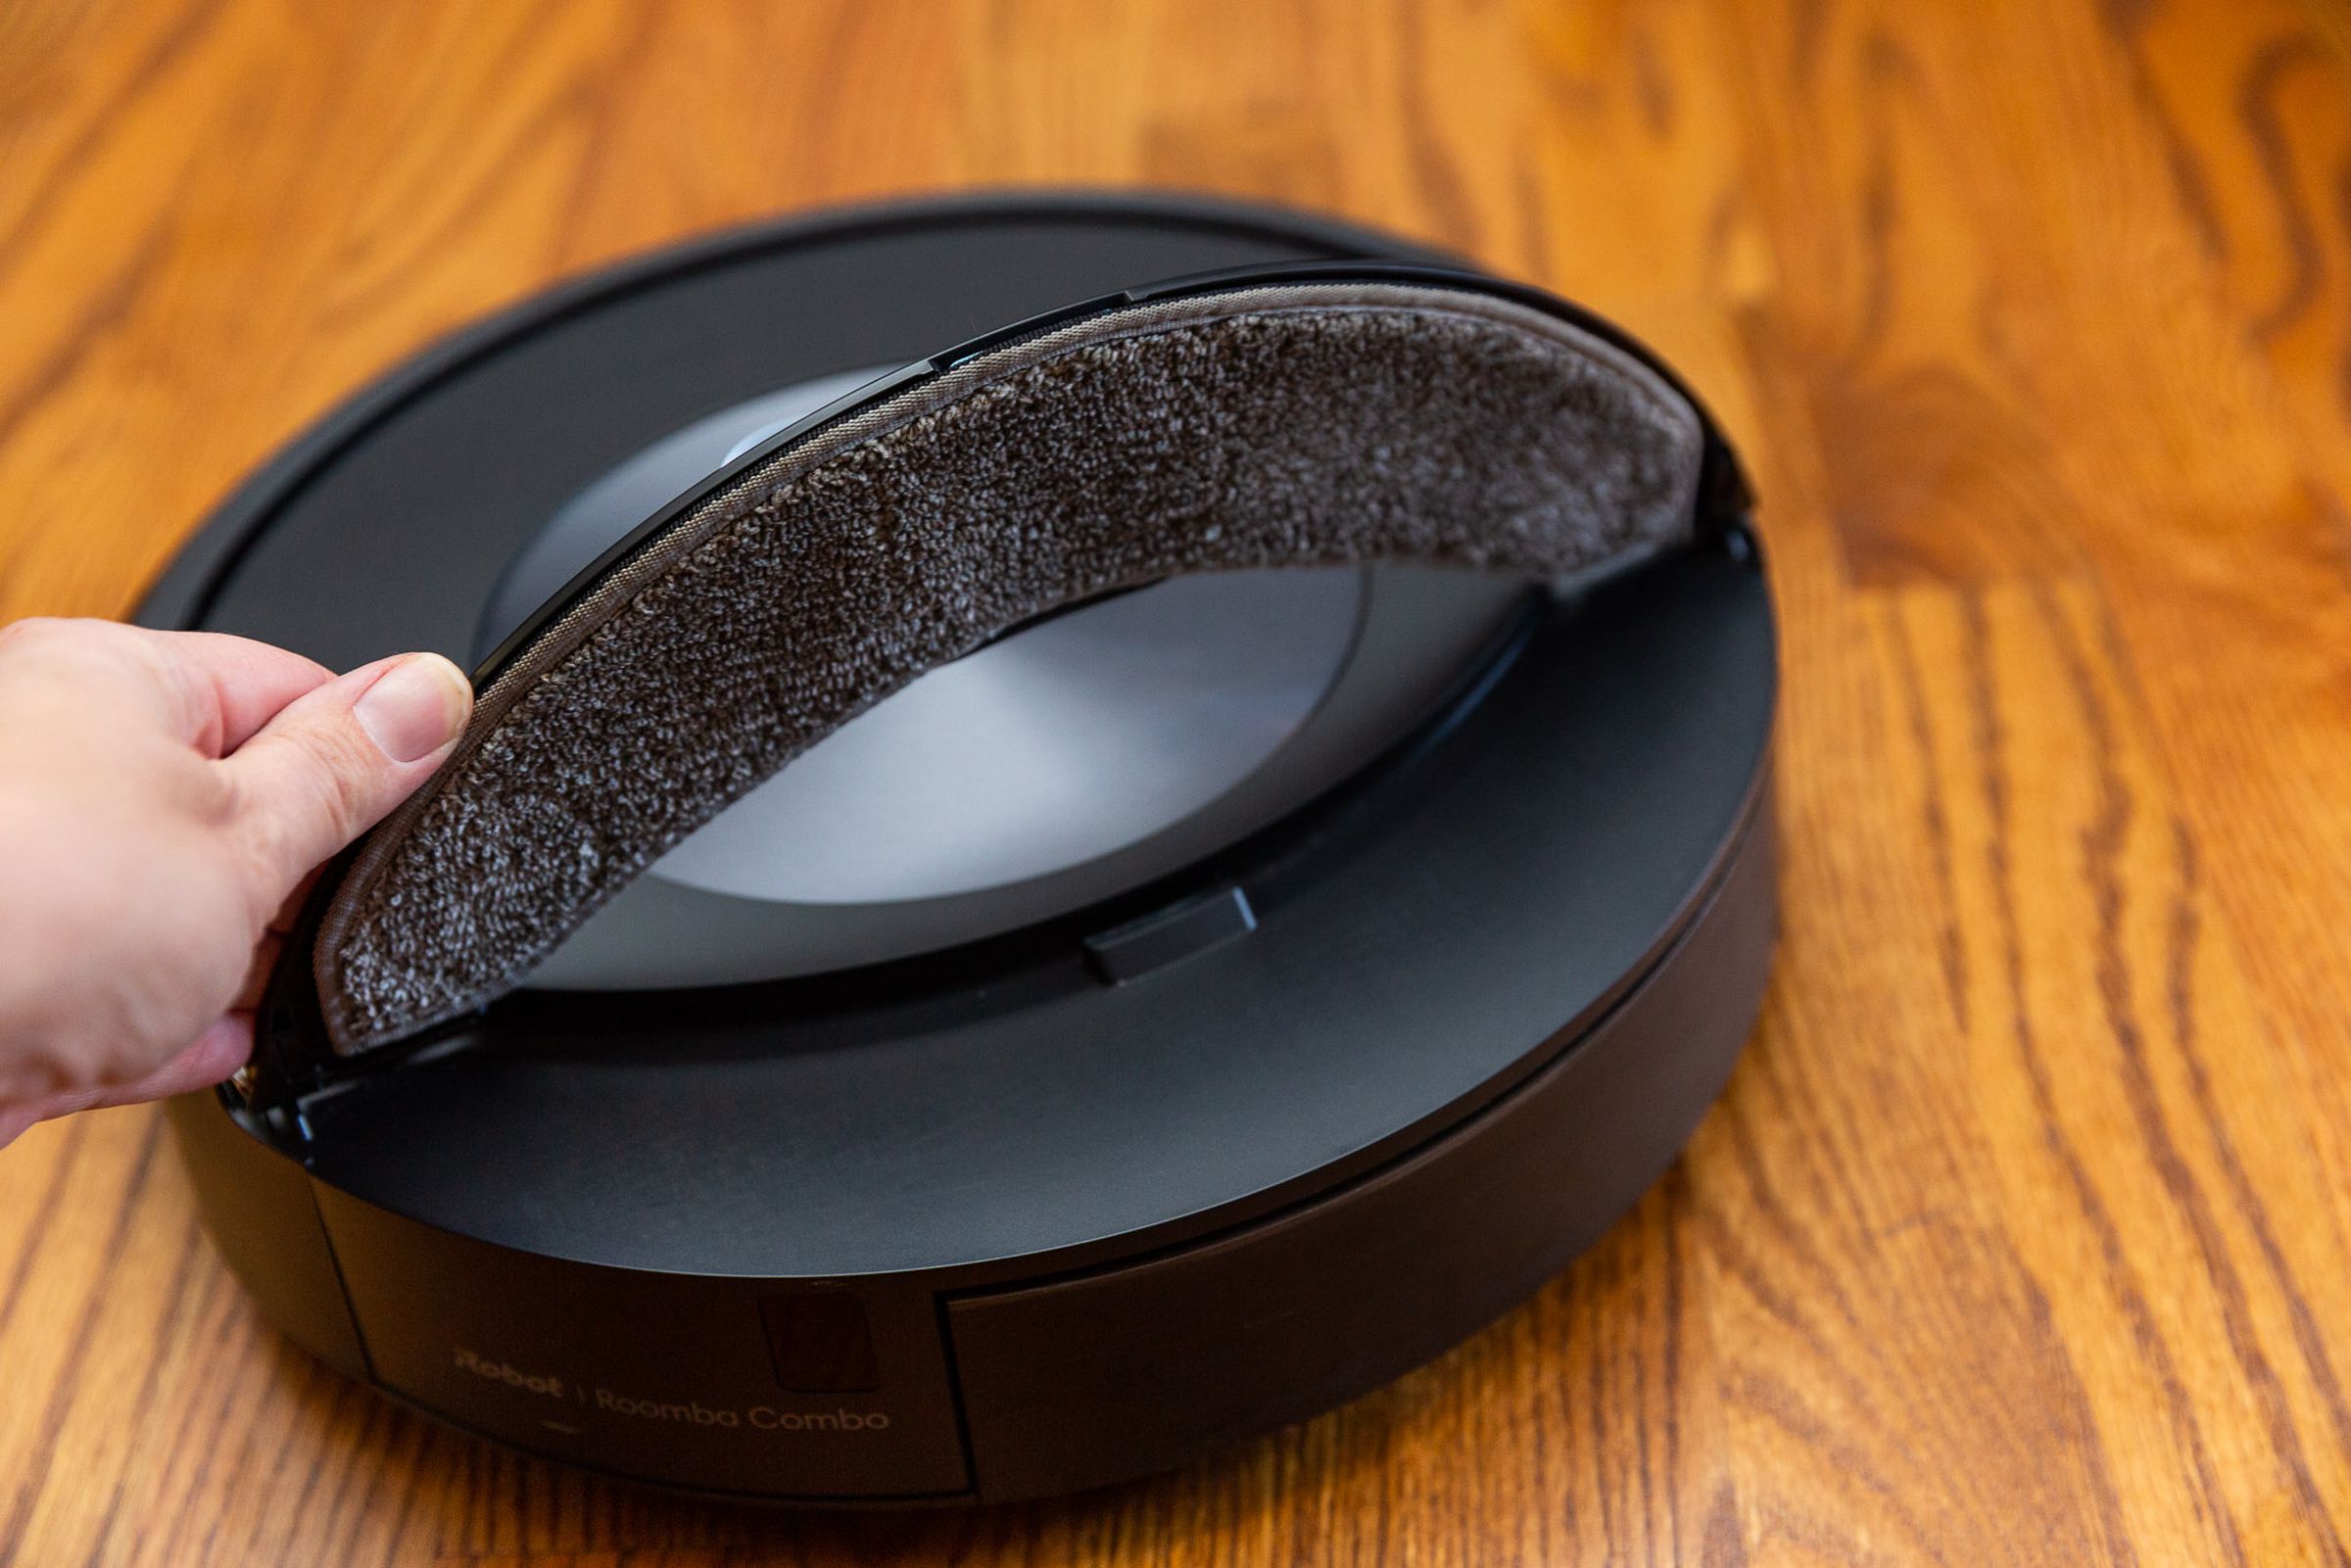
[[5, 0, 2351, 1562]]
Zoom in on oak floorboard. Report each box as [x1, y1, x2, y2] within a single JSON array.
[[2, 3, 2347, 1562]]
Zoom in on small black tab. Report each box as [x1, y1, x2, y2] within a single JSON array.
[[1084, 886, 1258, 985]]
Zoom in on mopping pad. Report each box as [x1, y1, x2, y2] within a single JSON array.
[[308, 279, 1709, 1053]]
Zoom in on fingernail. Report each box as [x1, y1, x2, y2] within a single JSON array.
[[353, 653, 472, 763]]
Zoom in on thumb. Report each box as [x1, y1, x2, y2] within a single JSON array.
[[223, 652, 473, 902]]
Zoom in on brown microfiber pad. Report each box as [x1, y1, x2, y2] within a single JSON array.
[[312, 280, 1709, 1053]]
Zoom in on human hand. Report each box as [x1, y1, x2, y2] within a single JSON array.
[[0, 618, 472, 1146]]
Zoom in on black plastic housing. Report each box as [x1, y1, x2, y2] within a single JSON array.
[[142, 192, 1778, 1503]]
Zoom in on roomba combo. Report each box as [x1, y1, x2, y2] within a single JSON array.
[[141, 192, 1778, 1503]]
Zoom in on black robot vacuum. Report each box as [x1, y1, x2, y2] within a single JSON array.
[[141, 191, 1777, 1503]]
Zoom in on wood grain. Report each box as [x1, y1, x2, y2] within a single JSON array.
[[4, 0, 2350, 1562]]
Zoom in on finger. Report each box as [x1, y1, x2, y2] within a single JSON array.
[[220, 652, 473, 902], [0, 620, 327, 751], [0, 1018, 252, 1146], [233, 929, 283, 1012], [267, 866, 322, 936], [101, 1016, 253, 1104], [136, 629, 337, 755]]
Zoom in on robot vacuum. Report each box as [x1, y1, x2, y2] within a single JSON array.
[[141, 192, 1778, 1503]]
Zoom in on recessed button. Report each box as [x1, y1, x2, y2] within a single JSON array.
[[759, 1291, 880, 1392]]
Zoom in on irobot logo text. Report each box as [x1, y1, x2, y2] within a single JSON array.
[[453, 1347, 563, 1399]]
